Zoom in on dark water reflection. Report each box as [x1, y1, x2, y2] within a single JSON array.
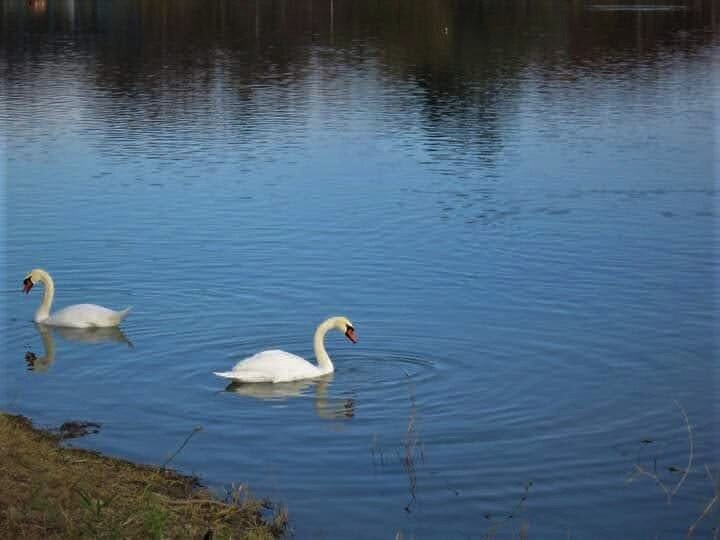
[[4, 0, 716, 175], [225, 377, 356, 420], [24, 324, 132, 372], [2, 1, 718, 538]]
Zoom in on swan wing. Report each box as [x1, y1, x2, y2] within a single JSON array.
[[216, 350, 322, 383], [45, 304, 132, 328], [231, 350, 307, 370], [214, 370, 274, 383]]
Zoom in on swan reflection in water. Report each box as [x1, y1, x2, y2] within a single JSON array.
[[25, 324, 133, 373], [224, 375, 356, 420]]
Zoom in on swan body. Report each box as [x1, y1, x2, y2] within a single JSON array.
[[214, 316, 357, 383], [23, 268, 131, 328], [215, 350, 325, 383]]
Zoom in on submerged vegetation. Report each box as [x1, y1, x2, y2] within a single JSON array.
[[626, 401, 719, 539], [0, 413, 287, 539]]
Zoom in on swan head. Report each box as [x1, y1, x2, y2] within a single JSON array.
[[22, 269, 44, 294], [334, 316, 357, 343]]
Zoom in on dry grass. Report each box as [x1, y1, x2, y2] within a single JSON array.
[[0, 413, 286, 539]]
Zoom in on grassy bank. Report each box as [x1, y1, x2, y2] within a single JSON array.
[[0, 413, 286, 539]]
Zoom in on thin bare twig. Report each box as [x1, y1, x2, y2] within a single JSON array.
[[672, 400, 693, 498], [627, 400, 693, 504], [629, 464, 671, 500], [686, 465, 719, 539], [140, 426, 204, 501], [161, 427, 203, 470]]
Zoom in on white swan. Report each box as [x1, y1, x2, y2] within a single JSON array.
[[214, 316, 357, 383], [23, 268, 131, 328]]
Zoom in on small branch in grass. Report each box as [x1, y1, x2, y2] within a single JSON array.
[[152, 494, 234, 507]]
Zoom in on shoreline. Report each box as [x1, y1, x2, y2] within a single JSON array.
[[0, 412, 286, 539]]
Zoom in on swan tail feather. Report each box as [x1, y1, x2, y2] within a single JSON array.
[[112, 306, 132, 325]]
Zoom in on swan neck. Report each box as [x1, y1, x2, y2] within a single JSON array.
[[35, 270, 54, 323], [313, 318, 336, 373]]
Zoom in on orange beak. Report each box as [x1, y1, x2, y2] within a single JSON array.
[[345, 326, 357, 343], [22, 277, 34, 294]]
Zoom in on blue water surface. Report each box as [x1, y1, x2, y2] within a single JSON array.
[[1, 1, 718, 538]]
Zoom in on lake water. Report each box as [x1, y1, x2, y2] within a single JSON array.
[[1, 1, 718, 537]]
